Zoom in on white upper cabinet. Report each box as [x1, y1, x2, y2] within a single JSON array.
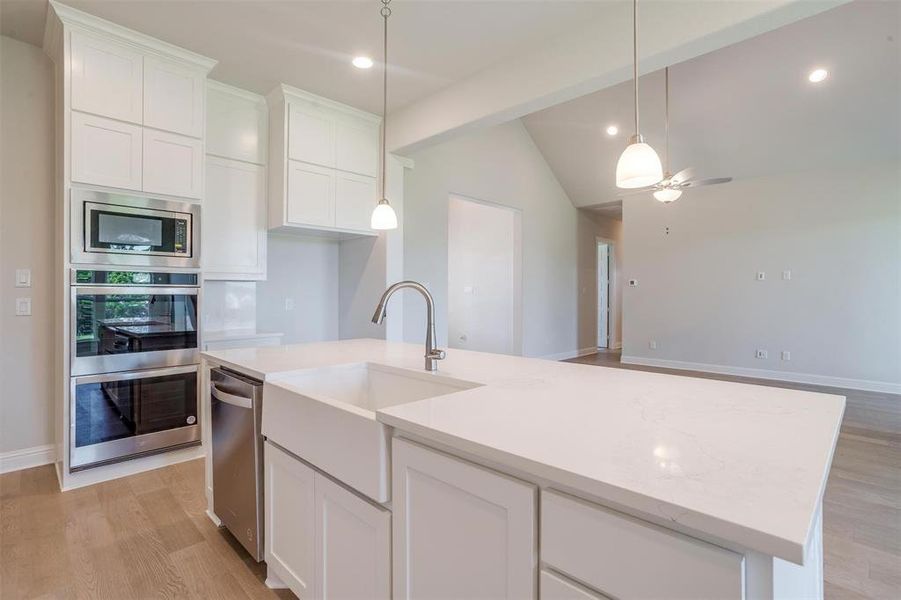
[[268, 85, 379, 236], [204, 157, 267, 280], [143, 129, 203, 198], [335, 119, 379, 177], [289, 103, 335, 167], [71, 112, 142, 190], [143, 55, 205, 138], [70, 30, 143, 124], [392, 438, 537, 600], [206, 81, 267, 164]]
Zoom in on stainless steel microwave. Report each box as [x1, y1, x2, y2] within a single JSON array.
[[71, 188, 201, 268]]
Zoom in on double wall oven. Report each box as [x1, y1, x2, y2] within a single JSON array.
[[70, 188, 203, 471]]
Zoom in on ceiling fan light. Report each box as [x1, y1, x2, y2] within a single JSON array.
[[653, 188, 682, 203], [371, 198, 398, 230], [616, 136, 663, 189]]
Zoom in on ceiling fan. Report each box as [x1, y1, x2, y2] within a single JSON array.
[[622, 67, 732, 203]]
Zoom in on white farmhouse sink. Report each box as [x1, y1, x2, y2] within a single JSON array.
[[261, 362, 481, 502]]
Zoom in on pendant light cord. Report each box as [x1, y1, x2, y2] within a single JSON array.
[[664, 66, 669, 173], [632, 0, 639, 136], [380, 0, 391, 200]]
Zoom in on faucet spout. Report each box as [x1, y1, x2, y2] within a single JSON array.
[[371, 281, 445, 371]]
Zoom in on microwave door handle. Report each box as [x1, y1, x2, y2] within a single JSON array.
[[210, 384, 253, 409]]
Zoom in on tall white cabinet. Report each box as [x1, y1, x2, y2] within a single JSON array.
[[268, 85, 380, 237], [203, 81, 268, 280]]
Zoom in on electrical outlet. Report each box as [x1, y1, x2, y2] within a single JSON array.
[[756, 271, 766, 281], [15, 298, 31, 316], [629, 279, 638, 287], [649, 340, 657, 350], [781, 351, 791, 361], [756, 349, 768, 359], [284, 298, 295, 311]]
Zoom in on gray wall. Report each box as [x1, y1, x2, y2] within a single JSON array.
[[622, 163, 901, 389], [403, 120, 582, 358], [0, 36, 55, 455]]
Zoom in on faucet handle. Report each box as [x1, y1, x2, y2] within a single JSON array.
[[429, 349, 446, 360]]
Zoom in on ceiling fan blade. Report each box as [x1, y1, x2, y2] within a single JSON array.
[[617, 186, 657, 197], [682, 177, 733, 188], [670, 167, 695, 185]]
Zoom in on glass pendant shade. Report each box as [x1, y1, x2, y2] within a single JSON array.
[[371, 199, 398, 230], [616, 136, 663, 189], [653, 187, 682, 203]]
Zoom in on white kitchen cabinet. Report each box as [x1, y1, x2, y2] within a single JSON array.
[[204, 157, 267, 279], [541, 570, 610, 600], [206, 81, 267, 165], [71, 111, 143, 190], [287, 160, 334, 227], [142, 128, 203, 199], [335, 118, 379, 177], [265, 441, 315, 599], [335, 171, 377, 232], [70, 30, 143, 124], [541, 489, 744, 600], [313, 473, 390, 600], [289, 103, 335, 167], [143, 55, 205, 138], [392, 438, 537, 600]]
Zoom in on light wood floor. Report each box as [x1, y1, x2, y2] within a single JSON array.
[[1, 353, 898, 599], [568, 350, 901, 599]]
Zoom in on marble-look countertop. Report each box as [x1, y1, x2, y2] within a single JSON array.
[[202, 338, 844, 564]]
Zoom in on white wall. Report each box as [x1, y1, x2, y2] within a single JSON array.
[[578, 210, 623, 351], [622, 164, 901, 390], [0, 36, 55, 455], [403, 120, 580, 358], [256, 234, 340, 344], [448, 195, 522, 355]]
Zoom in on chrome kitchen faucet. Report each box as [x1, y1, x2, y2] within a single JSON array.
[[371, 281, 446, 371]]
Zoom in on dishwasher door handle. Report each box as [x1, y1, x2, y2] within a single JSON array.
[[211, 383, 254, 409]]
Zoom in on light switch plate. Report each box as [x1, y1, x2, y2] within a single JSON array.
[[15, 269, 31, 288], [15, 298, 32, 316], [782, 270, 792, 281]]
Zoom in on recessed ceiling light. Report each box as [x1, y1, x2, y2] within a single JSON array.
[[808, 68, 828, 83], [606, 125, 619, 136], [352, 56, 374, 69]]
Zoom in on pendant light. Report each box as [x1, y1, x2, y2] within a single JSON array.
[[371, 0, 398, 230], [615, 0, 663, 189], [653, 67, 681, 203]]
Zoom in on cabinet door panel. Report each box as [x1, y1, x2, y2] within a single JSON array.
[[144, 55, 205, 138], [206, 85, 267, 164], [541, 570, 609, 600], [288, 104, 335, 167], [265, 442, 315, 599], [335, 118, 378, 177], [143, 129, 203, 199], [204, 157, 266, 279], [71, 112, 142, 190], [313, 473, 390, 600], [334, 172, 376, 232], [392, 438, 537, 600], [287, 161, 334, 227], [70, 31, 143, 123]]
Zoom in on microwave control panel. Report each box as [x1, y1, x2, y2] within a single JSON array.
[[174, 220, 188, 254]]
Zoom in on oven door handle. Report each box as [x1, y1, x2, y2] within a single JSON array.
[[210, 383, 253, 409]]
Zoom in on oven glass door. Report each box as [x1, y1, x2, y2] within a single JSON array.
[[73, 286, 199, 375], [86, 202, 191, 257], [71, 366, 200, 470]]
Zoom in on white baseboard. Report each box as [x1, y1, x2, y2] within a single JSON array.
[[0, 444, 56, 474], [620, 355, 901, 394], [610, 341, 623, 350], [541, 347, 598, 361]]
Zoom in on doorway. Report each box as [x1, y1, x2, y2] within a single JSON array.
[[447, 195, 523, 355], [597, 241, 611, 349]]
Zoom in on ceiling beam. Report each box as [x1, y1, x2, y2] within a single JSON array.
[[387, 0, 848, 155]]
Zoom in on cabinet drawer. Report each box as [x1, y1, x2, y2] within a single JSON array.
[[541, 490, 744, 600], [541, 569, 609, 600]]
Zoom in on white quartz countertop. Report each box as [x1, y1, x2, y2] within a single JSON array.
[[203, 338, 844, 564]]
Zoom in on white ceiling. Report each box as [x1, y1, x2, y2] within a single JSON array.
[[0, 0, 611, 114], [522, 0, 901, 211]]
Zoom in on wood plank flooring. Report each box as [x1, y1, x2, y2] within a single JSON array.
[[567, 351, 901, 599], [1, 352, 898, 599]]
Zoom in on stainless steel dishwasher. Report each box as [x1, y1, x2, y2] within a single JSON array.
[[210, 367, 264, 561]]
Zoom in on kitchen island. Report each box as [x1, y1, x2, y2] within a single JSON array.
[[202, 339, 844, 600]]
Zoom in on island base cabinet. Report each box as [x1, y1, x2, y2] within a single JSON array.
[[392, 438, 537, 600], [264, 441, 315, 599], [313, 473, 391, 599]]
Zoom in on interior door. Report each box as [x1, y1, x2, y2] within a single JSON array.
[[597, 242, 609, 349]]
